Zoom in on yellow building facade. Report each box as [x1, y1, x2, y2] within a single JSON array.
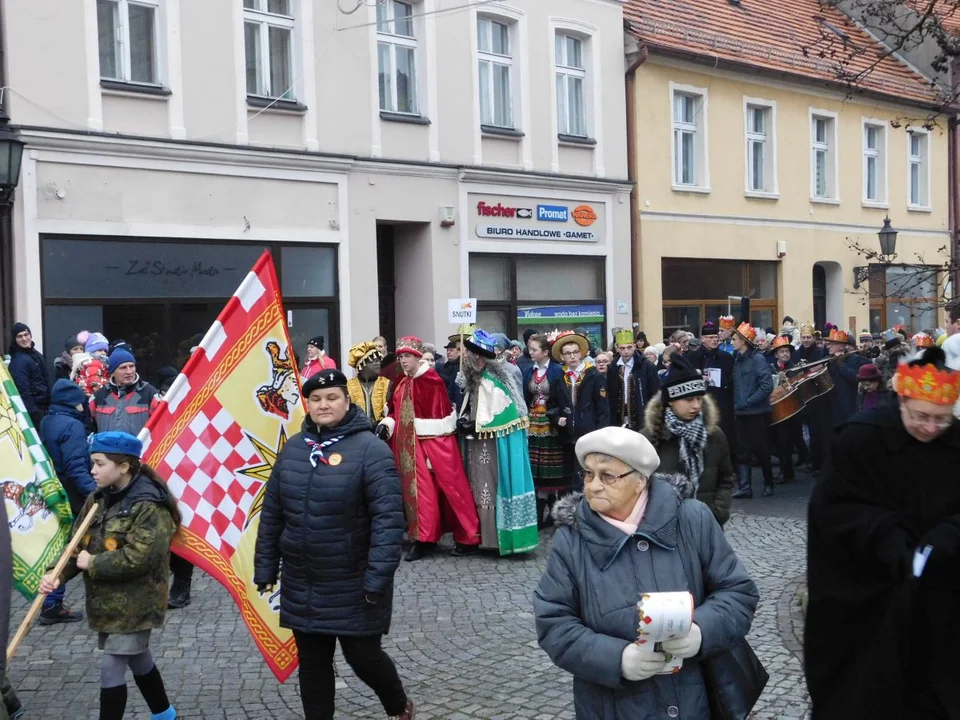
[[631, 56, 951, 340]]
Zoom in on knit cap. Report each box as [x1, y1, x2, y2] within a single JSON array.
[[85, 332, 109, 354], [107, 348, 136, 376]]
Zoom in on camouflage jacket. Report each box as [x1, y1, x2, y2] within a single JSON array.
[[60, 473, 177, 634]]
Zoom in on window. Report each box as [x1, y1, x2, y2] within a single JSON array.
[[469, 254, 606, 343], [477, 18, 513, 129], [555, 34, 586, 137], [745, 100, 776, 195], [243, 0, 295, 100], [661, 259, 778, 335], [868, 264, 939, 334], [377, 1, 419, 114], [908, 130, 930, 208], [862, 121, 887, 204], [671, 84, 708, 190], [810, 111, 837, 200], [96, 0, 159, 85]]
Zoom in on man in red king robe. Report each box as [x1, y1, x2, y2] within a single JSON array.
[[378, 335, 480, 561]]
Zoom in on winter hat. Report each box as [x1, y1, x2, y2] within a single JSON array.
[[491, 333, 511, 353], [522, 328, 538, 343], [856, 364, 882, 382], [700, 322, 719, 337], [107, 348, 136, 375], [661, 355, 706, 402], [50, 378, 86, 409], [307, 336, 325, 351], [84, 332, 109, 354], [10, 322, 29, 342], [110, 339, 132, 354], [64, 334, 83, 352], [575, 426, 660, 480], [90, 431, 143, 459]]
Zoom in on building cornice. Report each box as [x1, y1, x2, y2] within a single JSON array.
[[458, 168, 632, 193]]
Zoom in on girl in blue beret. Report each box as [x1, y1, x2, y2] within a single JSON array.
[[40, 431, 180, 720]]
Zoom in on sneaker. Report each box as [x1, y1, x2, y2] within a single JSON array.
[[38, 602, 83, 626], [390, 699, 415, 720]]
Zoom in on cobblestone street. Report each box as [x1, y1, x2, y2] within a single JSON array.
[[8, 479, 812, 719]]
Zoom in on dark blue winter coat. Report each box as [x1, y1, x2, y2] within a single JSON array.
[[8, 343, 50, 415], [253, 405, 404, 636], [827, 352, 866, 426], [41, 380, 96, 514], [550, 366, 611, 443], [732, 347, 773, 416], [534, 480, 759, 718]]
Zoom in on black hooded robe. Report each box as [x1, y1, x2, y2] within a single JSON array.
[[806, 406, 960, 718]]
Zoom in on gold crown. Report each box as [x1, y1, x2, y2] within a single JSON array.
[[894, 363, 960, 406], [800, 322, 816, 336], [348, 341, 383, 370], [614, 328, 634, 345]]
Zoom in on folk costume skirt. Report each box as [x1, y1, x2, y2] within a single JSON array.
[[527, 404, 564, 493]]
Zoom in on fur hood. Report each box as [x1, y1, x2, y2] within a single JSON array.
[[642, 393, 719, 448], [552, 491, 583, 528]]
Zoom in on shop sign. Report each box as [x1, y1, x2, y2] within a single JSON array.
[[517, 305, 605, 324], [470, 193, 604, 244], [448, 298, 477, 324]]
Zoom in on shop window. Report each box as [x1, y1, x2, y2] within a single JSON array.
[[469, 253, 605, 344], [661, 258, 778, 338], [280, 246, 337, 297]]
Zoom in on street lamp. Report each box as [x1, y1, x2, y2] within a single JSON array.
[[0, 113, 24, 346], [878, 215, 898, 261]]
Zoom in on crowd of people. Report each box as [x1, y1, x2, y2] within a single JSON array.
[[8, 303, 960, 718]]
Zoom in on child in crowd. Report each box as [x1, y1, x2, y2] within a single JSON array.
[[40, 431, 180, 720], [856, 363, 891, 412]]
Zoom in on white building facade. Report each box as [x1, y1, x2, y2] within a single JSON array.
[[5, 0, 632, 367]]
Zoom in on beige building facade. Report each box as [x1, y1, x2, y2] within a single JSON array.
[[4, 0, 631, 368]]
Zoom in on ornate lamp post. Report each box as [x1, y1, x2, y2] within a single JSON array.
[[877, 216, 898, 262], [0, 113, 24, 346]]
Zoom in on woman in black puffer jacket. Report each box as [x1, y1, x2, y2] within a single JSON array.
[[254, 369, 413, 720]]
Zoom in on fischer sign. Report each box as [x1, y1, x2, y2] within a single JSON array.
[[471, 195, 603, 243]]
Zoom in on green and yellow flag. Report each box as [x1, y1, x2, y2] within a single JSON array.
[[0, 361, 73, 599]]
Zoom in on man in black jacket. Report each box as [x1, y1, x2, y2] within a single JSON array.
[[687, 321, 736, 448], [254, 369, 414, 720], [806, 347, 960, 717], [7, 322, 50, 427], [606, 328, 659, 431]]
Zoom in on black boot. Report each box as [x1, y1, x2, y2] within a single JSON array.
[[450, 543, 478, 557], [168, 577, 191, 609], [404, 542, 434, 562], [732, 465, 753, 499], [762, 483, 774, 497], [134, 665, 174, 716], [99, 685, 127, 720], [38, 601, 83, 625]]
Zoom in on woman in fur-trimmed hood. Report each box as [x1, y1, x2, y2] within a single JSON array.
[[641, 356, 736, 527]]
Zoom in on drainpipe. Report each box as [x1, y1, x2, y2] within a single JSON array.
[[625, 42, 648, 333], [0, 0, 11, 346]]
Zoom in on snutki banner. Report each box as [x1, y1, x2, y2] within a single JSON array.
[[139, 251, 304, 682]]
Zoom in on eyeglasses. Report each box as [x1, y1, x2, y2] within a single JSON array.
[[561, 350, 581, 357], [578, 469, 637, 485], [901, 405, 954, 429]]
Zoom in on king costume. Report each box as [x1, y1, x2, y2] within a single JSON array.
[[346, 341, 390, 424], [459, 330, 539, 556], [378, 336, 480, 551]]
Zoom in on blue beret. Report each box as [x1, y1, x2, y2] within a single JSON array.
[[89, 431, 143, 459]]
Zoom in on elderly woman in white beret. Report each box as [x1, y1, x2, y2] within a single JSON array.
[[533, 427, 759, 718]]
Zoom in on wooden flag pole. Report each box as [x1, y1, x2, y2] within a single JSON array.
[[459, 330, 464, 372], [7, 504, 99, 663]]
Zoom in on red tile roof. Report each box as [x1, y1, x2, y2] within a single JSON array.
[[624, 0, 944, 106], [914, 0, 960, 35]]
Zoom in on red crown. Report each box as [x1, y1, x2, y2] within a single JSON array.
[[734, 322, 757, 343], [827, 328, 852, 345], [894, 363, 960, 405], [771, 335, 791, 350], [719, 315, 735, 331], [912, 332, 934, 349], [396, 335, 424, 357]]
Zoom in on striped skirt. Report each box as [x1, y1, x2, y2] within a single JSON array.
[[527, 405, 565, 491]]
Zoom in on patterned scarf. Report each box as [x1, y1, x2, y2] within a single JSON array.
[[304, 434, 345, 467], [664, 407, 708, 494]]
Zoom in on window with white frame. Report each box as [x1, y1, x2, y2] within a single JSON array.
[[908, 130, 930, 208], [863, 122, 887, 203], [555, 34, 586, 137], [243, 0, 295, 100], [745, 102, 775, 194], [377, 1, 419, 115], [811, 113, 837, 199], [477, 17, 513, 129], [672, 87, 707, 188], [96, 0, 160, 85]]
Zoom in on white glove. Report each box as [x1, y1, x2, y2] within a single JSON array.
[[620, 644, 666, 681], [455, 371, 466, 390], [661, 622, 702, 659]]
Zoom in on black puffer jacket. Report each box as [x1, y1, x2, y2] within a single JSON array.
[[253, 405, 404, 636]]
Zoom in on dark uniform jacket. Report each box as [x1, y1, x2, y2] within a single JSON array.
[[605, 354, 660, 430], [732, 347, 773, 416], [60, 472, 178, 634], [550, 365, 611, 443], [254, 406, 404, 636], [7, 342, 50, 417], [687, 346, 736, 442]]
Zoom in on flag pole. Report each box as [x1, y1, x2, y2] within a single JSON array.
[[7, 504, 99, 663], [459, 329, 464, 372]]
